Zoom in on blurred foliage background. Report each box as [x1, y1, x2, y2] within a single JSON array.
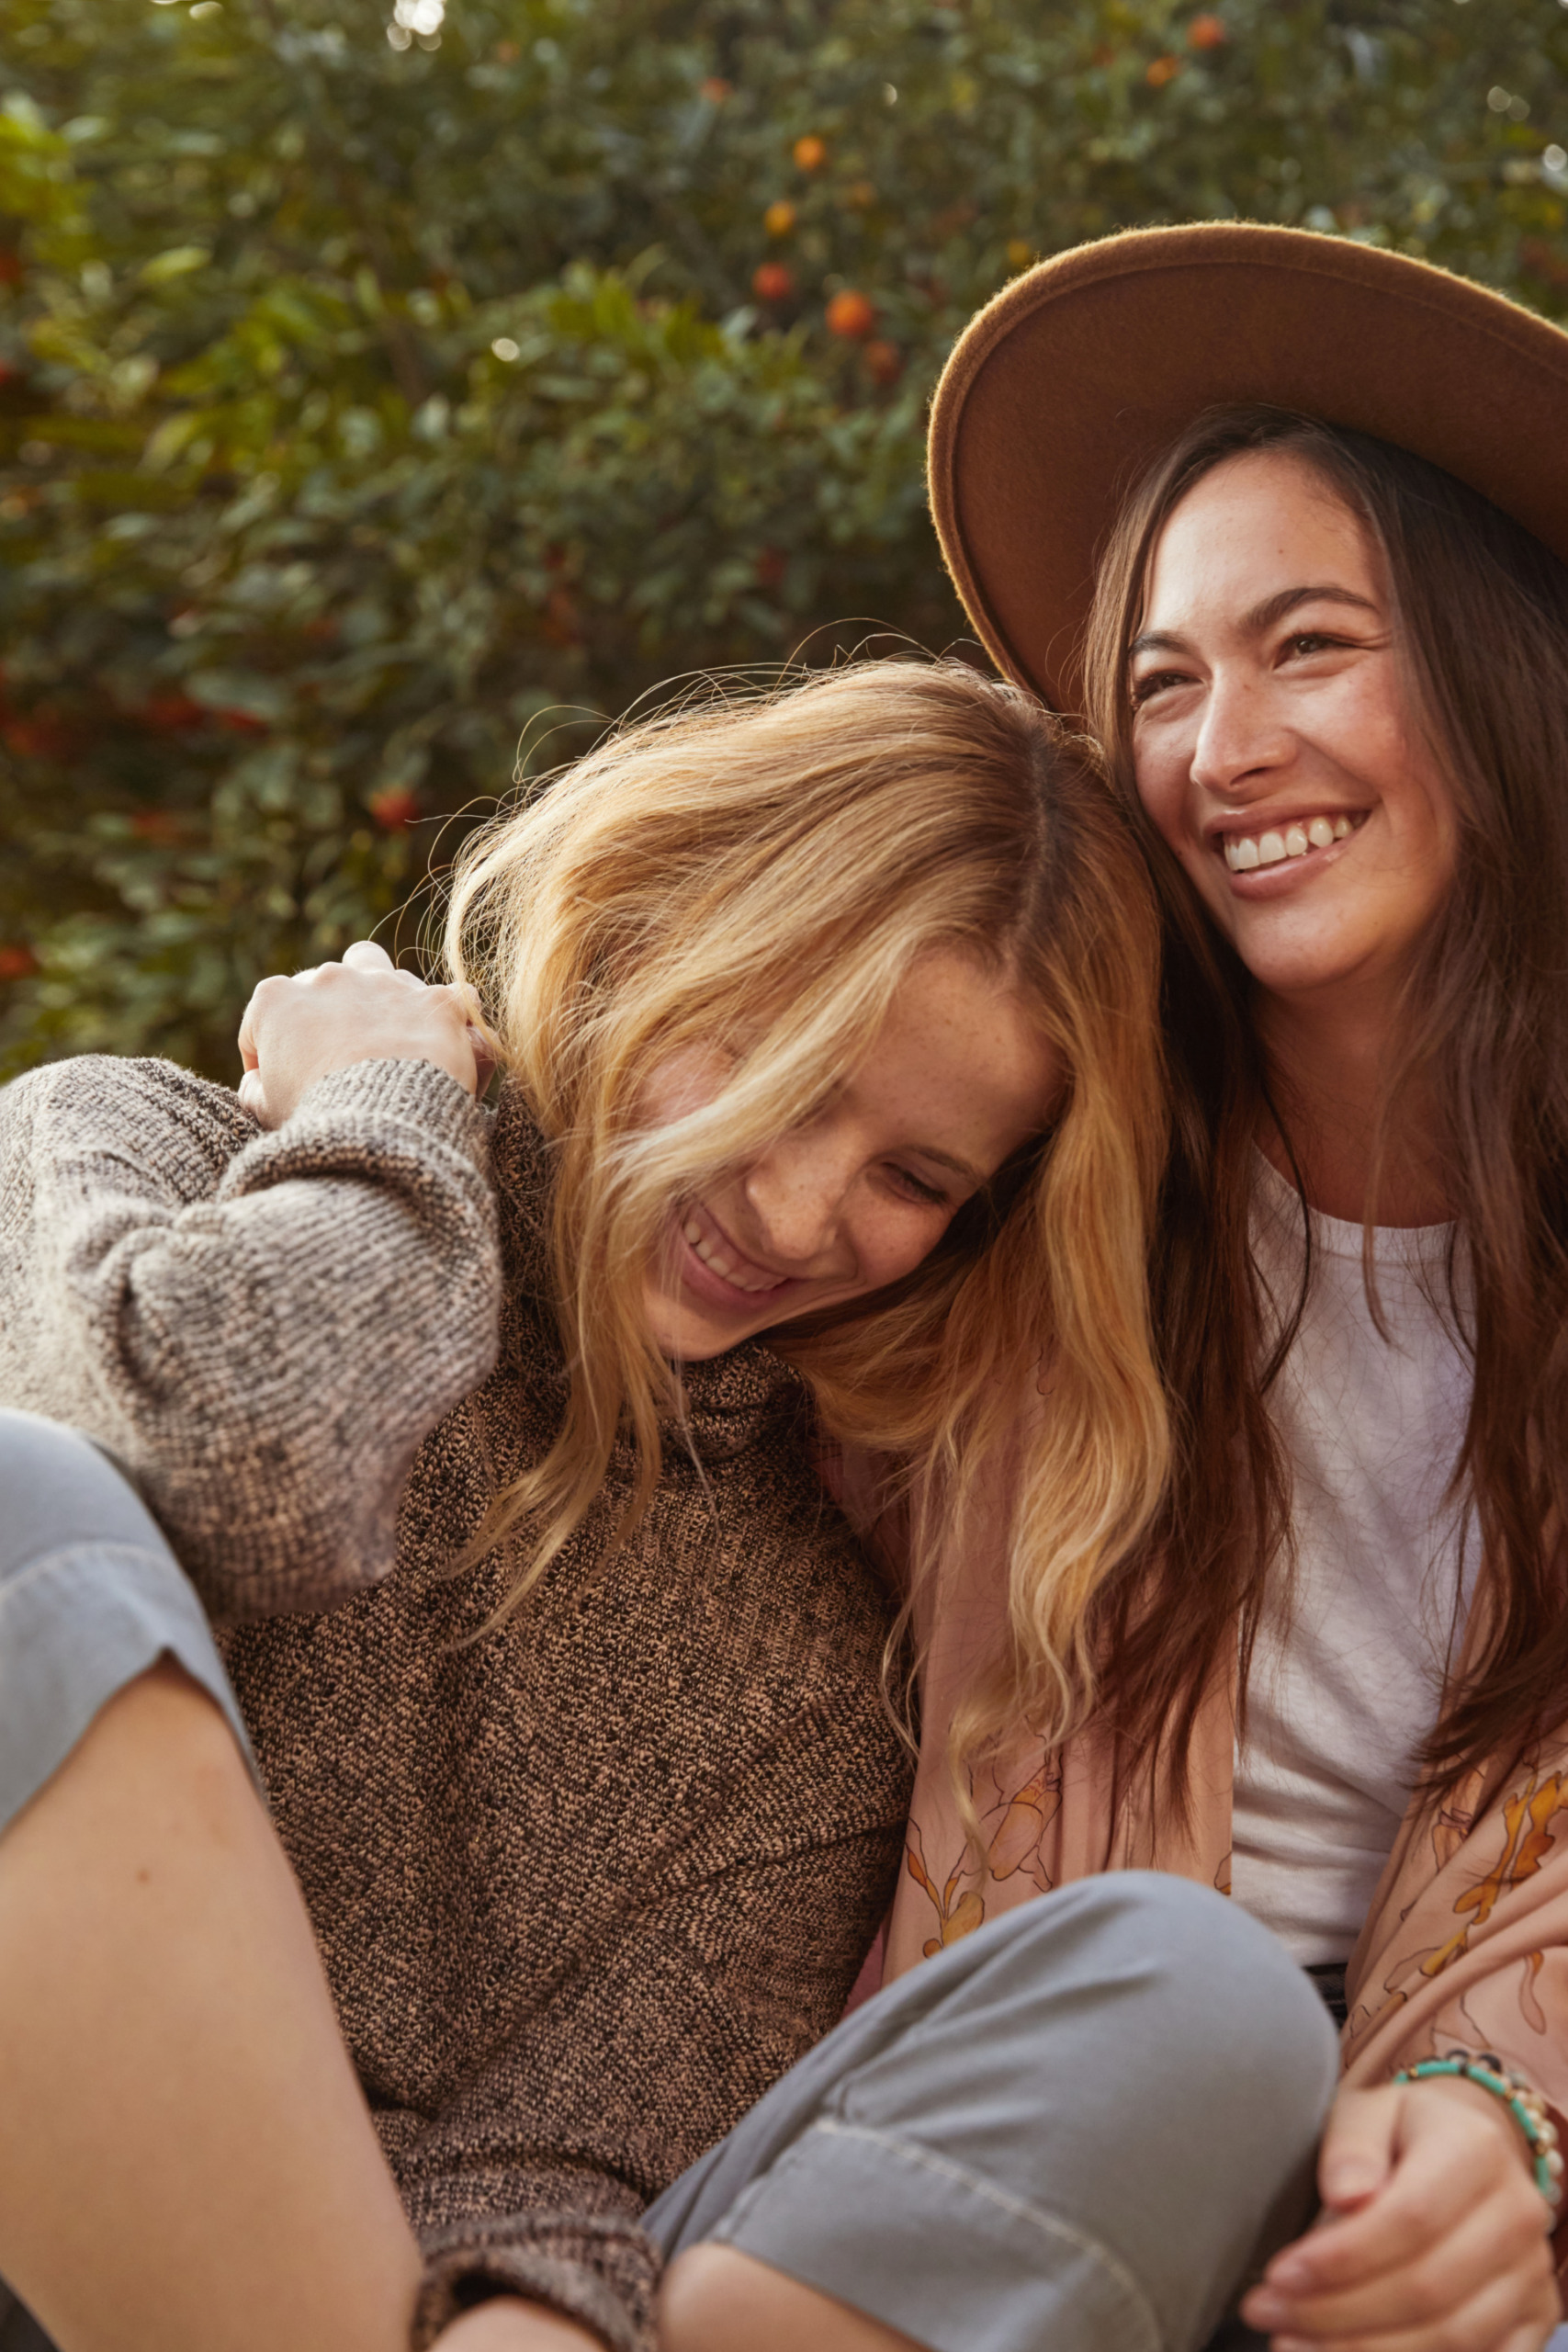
[[1, 0, 1564, 1076]]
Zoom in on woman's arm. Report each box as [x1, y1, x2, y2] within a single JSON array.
[[0, 974, 501, 1618]]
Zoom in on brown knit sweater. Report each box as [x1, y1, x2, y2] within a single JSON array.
[[0, 1053, 912, 2351]]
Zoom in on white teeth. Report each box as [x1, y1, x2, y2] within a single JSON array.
[[1223, 813, 1359, 871], [683, 1210, 784, 1294]]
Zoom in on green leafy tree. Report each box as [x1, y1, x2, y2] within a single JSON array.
[[2, 0, 1564, 1074]]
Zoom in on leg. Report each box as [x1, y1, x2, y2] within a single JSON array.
[[653, 1872, 1338, 2352], [0, 1412, 422, 2352]]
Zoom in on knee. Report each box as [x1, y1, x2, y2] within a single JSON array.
[[986, 1871, 1337, 2123], [0, 1411, 164, 1578], [1082, 1871, 1339, 2110]]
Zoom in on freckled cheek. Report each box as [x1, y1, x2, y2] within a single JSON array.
[[848, 1208, 952, 1293], [1132, 745, 1191, 859]]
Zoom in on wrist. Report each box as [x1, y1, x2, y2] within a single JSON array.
[[1395, 2052, 1564, 2211]]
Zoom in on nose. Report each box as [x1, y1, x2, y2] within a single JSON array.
[[740, 1130, 854, 1273], [1189, 665, 1294, 803]]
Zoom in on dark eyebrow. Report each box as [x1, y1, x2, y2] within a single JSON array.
[[1130, 582, 1382, 660]]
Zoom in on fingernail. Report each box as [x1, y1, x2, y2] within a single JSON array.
[[1241, 2291, 1287, 2327], [1266, 2255, 1312, 2290]]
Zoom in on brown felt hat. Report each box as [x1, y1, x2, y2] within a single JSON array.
[[929, 221, 1568, 716]]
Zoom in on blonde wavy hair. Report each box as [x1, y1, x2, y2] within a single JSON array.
[[444, 656, 1169, 1768]]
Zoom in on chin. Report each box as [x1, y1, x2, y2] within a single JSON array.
[[644, 1295, 759, 1363]]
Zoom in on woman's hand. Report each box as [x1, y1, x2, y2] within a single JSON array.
[[237, 940, 495, 1127], [1241, 2074, 1561, 2352], [433, 2297, 604, 2349]]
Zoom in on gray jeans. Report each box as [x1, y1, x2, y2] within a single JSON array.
[[0, 1411, 1337, 2352]]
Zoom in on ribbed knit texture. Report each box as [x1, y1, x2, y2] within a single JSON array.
[[0, 1058, 911, 2350]]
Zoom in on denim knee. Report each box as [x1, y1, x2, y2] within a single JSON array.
[[0, 1410, 255, 1835]]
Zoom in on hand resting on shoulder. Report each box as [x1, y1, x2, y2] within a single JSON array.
[[237, 938, 496, 1127]]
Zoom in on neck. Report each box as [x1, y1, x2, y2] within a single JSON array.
[[1254, 976, 1448, 1227]]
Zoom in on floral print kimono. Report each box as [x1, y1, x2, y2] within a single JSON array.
[[875, 1582, 1568, 2269]]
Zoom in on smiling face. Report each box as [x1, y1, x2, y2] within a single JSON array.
[[1129, 448, 1460, 1024], [640, 946, 1060, 1361]]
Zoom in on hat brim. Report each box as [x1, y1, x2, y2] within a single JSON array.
[[929, 222, 1568, 716]]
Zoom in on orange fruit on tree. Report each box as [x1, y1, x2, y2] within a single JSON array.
[[763, 199, 796, 237], [368, 786, 421, 830], [752, 262, 795, 303], [700, 76, 731, 100], [793, 133, 828, 172], [1187, 13, 1226, 47], [826, 288, 875, 339], [863, 340, 902, 384], [1145, 53, 1180, 85], [0, 944, 38, 980]]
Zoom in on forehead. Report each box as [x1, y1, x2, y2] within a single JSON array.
[[1142, 448, 1380, 627]]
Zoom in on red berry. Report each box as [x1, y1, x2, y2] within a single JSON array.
[[368, 786, 421, 830], [752, 263, 795, 304], [826, 289, 876, 339], [0, 944, 38, 980], [140, 694, 207, 732]]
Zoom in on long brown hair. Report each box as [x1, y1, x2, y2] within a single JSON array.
[[446, 657, 1170, 1756], [1080, 404, 1568, 1794]]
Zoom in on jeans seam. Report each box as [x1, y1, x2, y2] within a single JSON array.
[[809, 2117, 1162, 2350]]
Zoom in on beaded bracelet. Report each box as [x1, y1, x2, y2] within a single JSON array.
[[1393, 2051, 1564, 2213]]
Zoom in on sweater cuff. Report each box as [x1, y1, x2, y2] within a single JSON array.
[[411, 2212, 659, 2352], [291, 1057, 488, 1153]]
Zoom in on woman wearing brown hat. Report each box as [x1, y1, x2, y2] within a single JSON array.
[[903, 223, 1568, 2352]]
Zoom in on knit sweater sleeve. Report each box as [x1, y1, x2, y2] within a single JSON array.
[[0, 1052, 501, 1618]]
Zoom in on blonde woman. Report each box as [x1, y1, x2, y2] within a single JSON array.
[[0, 657, 1329, 2352]]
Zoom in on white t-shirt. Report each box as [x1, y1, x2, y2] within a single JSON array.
[[1230, 1159, 1476, 1964]]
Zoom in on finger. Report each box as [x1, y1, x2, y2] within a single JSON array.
[[1245, 2188, 1553, 2341], [1267, 2256, 1559, 2352], [468, 1031, 498, 1097], [1267, 2108, 1510, 2296], [236, 1069, 271, 1125], [1318, 2086, 1402, 2214], [237, 973, 292, 1065], [342, 939, 396, 972]]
